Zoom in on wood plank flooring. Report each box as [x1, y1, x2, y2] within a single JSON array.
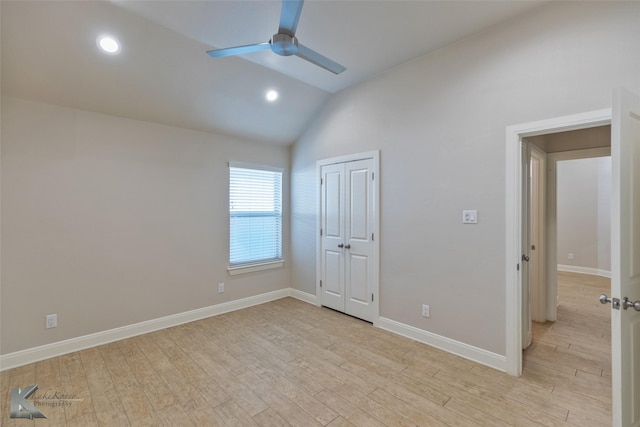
[[0, 272, 611, 426]]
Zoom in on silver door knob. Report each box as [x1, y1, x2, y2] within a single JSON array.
[[599, 294, 612, 305], [622, 297, 640, 311], [600, 294, 621, 310], [344, 244, 351, 249]]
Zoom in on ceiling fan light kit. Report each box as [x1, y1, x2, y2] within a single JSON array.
[[206, 0, 346, 75]]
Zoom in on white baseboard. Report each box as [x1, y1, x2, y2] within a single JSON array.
[[557, 264, 611, 278], [0, 288, 292, 371], [2, 288, 504, 374], [289, 289, 317, 305], [376, 317, 506, 372]]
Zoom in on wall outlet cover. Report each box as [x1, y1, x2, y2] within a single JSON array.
[[462, 210, 478, 224], [45, 314, 57, 329], [421, 304, 430, 318]]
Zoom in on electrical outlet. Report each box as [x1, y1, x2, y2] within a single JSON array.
[[46, 314, 57, 329], [421, 304, 430, 318], [218, 283, 224, 293], [568, 253, 574, 260]]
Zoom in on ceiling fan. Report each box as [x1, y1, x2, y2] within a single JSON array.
[[206, 0, 346, 75]]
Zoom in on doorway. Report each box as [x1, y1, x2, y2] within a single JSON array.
[[507, 89, 640, 426], [505, 108, 612, 376], [521, 130, 613, 415], [522, 127, 612, 349]]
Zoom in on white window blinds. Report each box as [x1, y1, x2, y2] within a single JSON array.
[[229, 165, 282, 266]]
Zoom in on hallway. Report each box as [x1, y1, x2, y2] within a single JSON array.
[[524, 271, 612, 426]]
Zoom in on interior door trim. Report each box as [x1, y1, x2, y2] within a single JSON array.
[[505, 110, 611, 376]]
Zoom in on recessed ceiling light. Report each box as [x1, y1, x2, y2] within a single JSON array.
[[265, 90, 279, 102], [97, 36, 120, 54]]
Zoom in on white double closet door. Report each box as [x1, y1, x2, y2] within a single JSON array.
[[320, 158, 375, 322]]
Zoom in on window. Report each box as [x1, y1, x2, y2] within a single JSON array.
[[229, 164, 283, 273]]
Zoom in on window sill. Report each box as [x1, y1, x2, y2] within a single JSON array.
[[227, 260, 285, 276]]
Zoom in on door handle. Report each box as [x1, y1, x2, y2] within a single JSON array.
[[344, 244, 351, 249], [622, 297, 640, 311], [337, 243, 344, 248], [599, 294, 612, 305], [600, 294, 621, 310]]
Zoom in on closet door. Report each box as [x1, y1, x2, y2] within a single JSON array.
[[320, 159, 375, 322], [344, 159, 374, 322], [320, 163, 345, 312]]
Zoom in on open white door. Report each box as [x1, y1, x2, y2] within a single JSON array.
[[521, 141, 532, 349], [610, 87, 640, 427], [529, 146, 546, 323]]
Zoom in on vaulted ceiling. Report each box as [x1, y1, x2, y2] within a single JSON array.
[[1, 0, 545, 145]]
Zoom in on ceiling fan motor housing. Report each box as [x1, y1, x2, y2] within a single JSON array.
[[270, 33, 298, 56]]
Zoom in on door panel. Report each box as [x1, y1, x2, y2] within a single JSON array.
[[611, 87, 640, 427], [633, 318, 640, 423], [323, 250, 343, 301], [346, 253, 371, 321], [324, 170, 342, 238], [349, 168, 369, 241], [347, 254, 368, 303]]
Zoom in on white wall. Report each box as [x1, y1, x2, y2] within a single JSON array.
[[291, 1, 640, 355], [557, 157, 611, 274], [0, 96, 290, 355]]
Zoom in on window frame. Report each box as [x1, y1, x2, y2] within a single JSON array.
[[227, 162, 284, 275]]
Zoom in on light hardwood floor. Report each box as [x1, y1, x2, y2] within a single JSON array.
[[1, 272, 611, 426]]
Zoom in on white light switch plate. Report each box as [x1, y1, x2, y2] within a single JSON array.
[[462, 210, 478, 224]]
